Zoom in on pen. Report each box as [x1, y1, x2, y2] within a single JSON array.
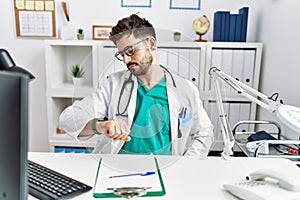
[[183, 107, 187, 119], [109, 171, 156, 178], [107, 187, 152, 190]]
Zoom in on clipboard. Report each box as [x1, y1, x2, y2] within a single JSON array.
[[93, 155, 166, 198]]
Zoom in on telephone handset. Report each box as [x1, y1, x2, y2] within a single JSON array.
[[223, 169, 300, 200]]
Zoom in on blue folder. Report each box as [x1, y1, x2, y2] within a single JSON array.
[[239, 7, 249, 42]]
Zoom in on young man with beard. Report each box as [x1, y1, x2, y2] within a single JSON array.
[[59, 14, 214, 156]]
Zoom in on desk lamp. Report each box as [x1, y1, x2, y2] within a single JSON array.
[[0, 49, 35, 81], [209, 67, 300, 158]]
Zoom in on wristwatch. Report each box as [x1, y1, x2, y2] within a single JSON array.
[[92, 118, 102, 135]]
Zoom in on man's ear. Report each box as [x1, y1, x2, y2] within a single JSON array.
[[148, 37, 156, 50]]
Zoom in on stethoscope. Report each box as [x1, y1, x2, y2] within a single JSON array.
[[116, 65, 176, 118], [116, 65, 186, 142]]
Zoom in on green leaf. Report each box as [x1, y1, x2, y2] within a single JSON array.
[[71, 64, 85, 77]]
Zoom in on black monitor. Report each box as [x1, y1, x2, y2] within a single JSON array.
[[0, 49, 35, 80], [0, 71, 29, 199]]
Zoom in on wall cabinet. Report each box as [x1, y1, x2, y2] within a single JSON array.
[[45, 40, 262, 152]]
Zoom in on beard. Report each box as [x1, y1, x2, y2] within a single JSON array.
[[127, 50, 153, 76]]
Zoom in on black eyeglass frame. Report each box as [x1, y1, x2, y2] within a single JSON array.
[[114, 38, 149, 61]]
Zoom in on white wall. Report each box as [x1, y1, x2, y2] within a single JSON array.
[[1, 0, 299, 151], [256, 1, 300, 139]]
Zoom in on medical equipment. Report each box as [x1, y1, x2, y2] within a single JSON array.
[[246, 141, 269, 154], [116, 73, 134, 117], [209, 67, 300, 158], [116, 65, 176, 118]]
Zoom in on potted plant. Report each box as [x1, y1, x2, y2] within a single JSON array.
[[173, 31, 181, 41], [71, 64, 85, 85], [77, 28, 84, 40]]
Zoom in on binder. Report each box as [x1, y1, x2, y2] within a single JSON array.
[[211, 49, 223, 68], [235, 14, 243, 42], [178, 48, 189, 80], [213, 11, 222, 41], [221, 49, 233, 75], [210, 49, 223, 90], [229, 102, 241, 128], [93, 156, 166, 198], [188, 49, 201, 87], [157, 47, 168, 68], [243, 50, 255, 87], [101, 47, 115, 84], [223, 12, 230, 42], [220, 11, 230, 42], [238, 7, 249, 42], [231, 49, 244, 84], [221, 49, 233, 94], [167, 48, 179, 73], [228, 14, 237, 42], [238, 103, 251, 132]]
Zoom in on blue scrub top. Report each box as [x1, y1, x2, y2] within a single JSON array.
[[121, 76, 171, 155]]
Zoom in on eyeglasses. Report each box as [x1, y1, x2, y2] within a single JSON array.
[[114, 38, 148, 61]]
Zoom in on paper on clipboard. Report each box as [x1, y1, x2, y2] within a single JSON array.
[[93, 155, 166, 198]]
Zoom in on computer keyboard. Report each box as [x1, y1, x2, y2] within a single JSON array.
[[28, 160, 92, 199]]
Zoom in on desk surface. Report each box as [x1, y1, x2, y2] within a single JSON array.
[[28, 152, 300, 199]]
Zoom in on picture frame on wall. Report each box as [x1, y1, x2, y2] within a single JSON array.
[[92, 25, 112, 40], [121, 0, 152, 8], [170, 0, 201, 10]]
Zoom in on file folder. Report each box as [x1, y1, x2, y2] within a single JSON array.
[[243, 50, 255, 87], [93, 155, 166, 198]]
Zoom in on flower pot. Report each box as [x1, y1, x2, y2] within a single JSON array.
[[72, 77, 84, 86], [173, 33, 181, 41], [77, 34, 84, 40]]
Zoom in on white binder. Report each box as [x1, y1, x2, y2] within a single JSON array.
[[167, 48, 179, 73], [243, 50, 255, 87], [157, 48, 168, 68], [178, 48, 189, 80], [188, 49, 201, 88], [231, 49, 244, 83], [221, 49, 234, 94], [229, 102, 241, 128]]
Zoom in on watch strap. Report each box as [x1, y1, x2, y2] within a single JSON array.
[[92, 118, 102, 135]]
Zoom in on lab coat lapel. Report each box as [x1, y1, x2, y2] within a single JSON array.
[[165, 72, 180, 155], [127, 75, 137, 129], [110, 71, 134, 153]]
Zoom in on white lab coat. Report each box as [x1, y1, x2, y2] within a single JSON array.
[[59, 69, 214, 156]]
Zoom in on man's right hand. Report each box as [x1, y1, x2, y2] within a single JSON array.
[[96, 118, 131, 141]]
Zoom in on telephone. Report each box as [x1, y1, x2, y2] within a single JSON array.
[[223, 169, 300, 200]]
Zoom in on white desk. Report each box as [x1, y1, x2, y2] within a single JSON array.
[[28, 152, 300, 199]]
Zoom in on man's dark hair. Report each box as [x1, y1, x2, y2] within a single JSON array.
[[109, 14, 156, 44]]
